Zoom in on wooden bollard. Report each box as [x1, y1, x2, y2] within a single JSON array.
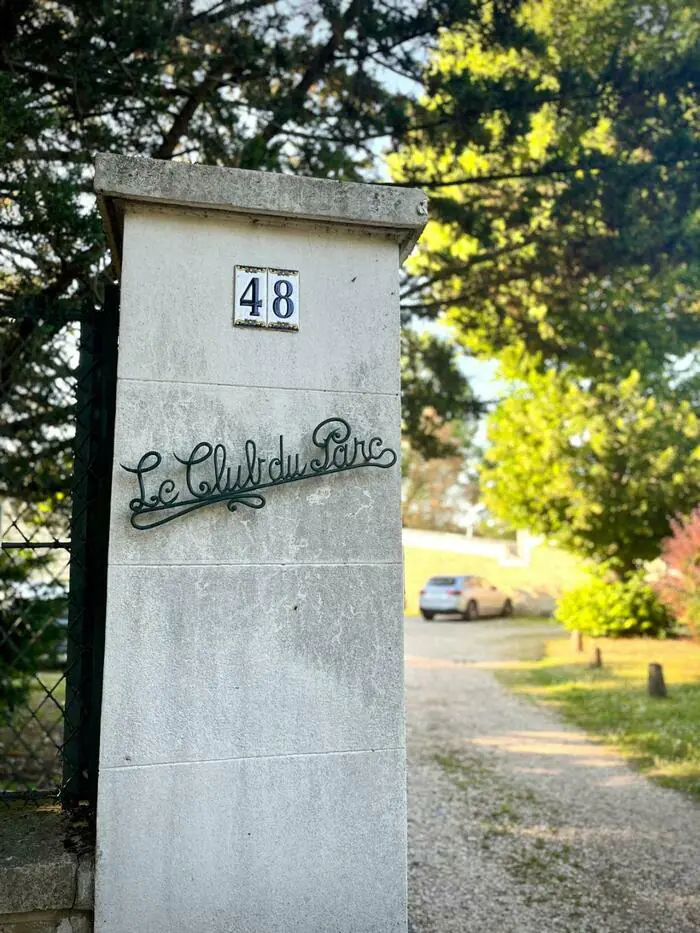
[[590, 646, 602, 669], [648, 663, 668, 698]]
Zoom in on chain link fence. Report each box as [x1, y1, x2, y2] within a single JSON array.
[[0, 291, 118, 805]]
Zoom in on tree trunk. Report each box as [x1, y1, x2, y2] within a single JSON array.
[[590, 646, 602, 669], [572, 631, 584, 653]]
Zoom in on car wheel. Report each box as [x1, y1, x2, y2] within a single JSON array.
[[421, 610, 435, 620], [501, 599, 514, 618], [463, 600, 478, 621]]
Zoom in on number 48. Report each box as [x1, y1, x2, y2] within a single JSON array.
[[234, 267, 299, 330]]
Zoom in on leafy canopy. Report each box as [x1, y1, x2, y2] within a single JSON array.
[[1, 0, 505, 479], [393, 0, 700, 572], [392, 0, 700, 382], [481, 364, 700, 575], [1, 0, 483, 308]]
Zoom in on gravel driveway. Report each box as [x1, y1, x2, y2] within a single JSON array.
[[405, 616, 700, 933]]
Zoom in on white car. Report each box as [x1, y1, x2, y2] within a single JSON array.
[[419, 575, 513, 621]]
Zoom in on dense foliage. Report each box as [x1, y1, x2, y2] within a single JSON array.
[[393, 0, 700, 380], [401, 416, 479, 532], [393, 0, 700, 576], [556, 570, 674, 638], [0, 0, 501, 473], [481, 366, 700, 575], [656, 509, 700, 638]]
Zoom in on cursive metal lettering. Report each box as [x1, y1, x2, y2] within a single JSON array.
[[121, 416, 397, 530]]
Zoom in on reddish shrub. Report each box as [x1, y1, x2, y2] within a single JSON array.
[[655, 508, 700, 638]]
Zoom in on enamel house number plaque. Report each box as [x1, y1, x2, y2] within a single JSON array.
[[234, 265, 300, 331]]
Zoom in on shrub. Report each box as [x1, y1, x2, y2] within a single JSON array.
[[0, 596, 67, 712], [655, 509, 700, 638], [556, 570, 674, 638]]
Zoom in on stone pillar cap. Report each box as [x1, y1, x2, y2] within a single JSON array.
[[94, 154, 428, 272]]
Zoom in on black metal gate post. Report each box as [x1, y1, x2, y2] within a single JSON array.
[[62, 285, 119, 807]]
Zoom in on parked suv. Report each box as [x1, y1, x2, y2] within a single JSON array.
[[419, 575, 513, 620]]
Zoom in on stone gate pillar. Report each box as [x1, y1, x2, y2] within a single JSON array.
[[93, 155, 427, 933]]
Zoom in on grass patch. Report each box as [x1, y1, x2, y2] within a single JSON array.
[[403, 542, 585, 616], [499, 636, 700, 799], [0, 671, 65, 792], [434, 750, 533, 846], [433, 751, 491, 793]]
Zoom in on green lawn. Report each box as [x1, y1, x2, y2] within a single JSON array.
[[498, 636, 700, 800], [0, 672, 65, 793], [403, 542, 586, 616]]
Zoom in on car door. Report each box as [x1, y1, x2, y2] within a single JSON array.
[[467, 577, 488, 614], [480, 578, 502, 615]]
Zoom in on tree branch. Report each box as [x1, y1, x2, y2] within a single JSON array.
[[388, 152, 700, 189], [400, 241, 540, 300], [182, 0, 276, 28], [152, 55, 271, 160], [254, 0, 366, 150], [152, 78, 218, 160]]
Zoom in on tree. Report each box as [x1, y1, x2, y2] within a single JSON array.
[[390, 1, 700, 576], [1, 0, 505, 492], [0, 0, 513, 313], [401, 415, 479, 531], [400, 328, 483, 459], [391, 0, 700, 381], [480, 365, 700, 577]]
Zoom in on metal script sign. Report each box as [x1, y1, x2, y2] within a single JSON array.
[[121, 417, 397, 531]]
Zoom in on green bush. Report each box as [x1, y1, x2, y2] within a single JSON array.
[[556, 570, 674, 638], [0, 596, 67, 712]]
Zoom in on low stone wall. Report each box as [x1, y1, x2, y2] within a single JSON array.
[[0, 808, 94, 933]]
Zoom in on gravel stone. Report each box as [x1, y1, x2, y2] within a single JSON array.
[[405, 617, 700, 933]]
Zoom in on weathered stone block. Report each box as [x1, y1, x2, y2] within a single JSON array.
[[108, 380, 401, 566], [117, 206, 402, 394], [94, 158, 425, 933], [96, 750, 407, 933], [100, 562, 403, 768]]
